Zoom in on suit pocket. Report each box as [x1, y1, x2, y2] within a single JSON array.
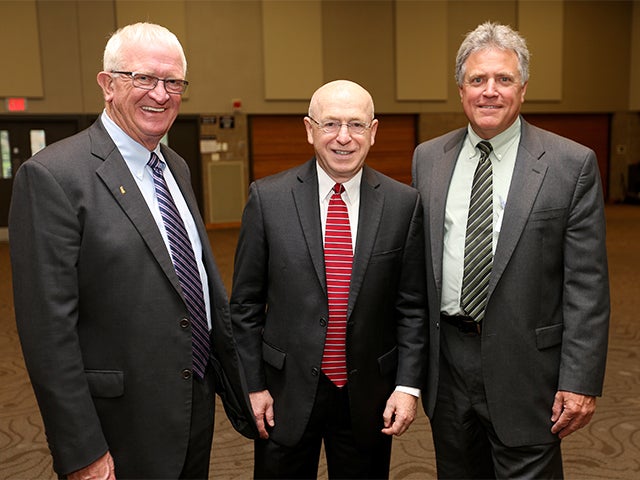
[[535, 324, 563, 350], [262, 341, 286, 370], [529, 207, 566, 222], [85, 370, 124, 398], [369, 247, 402, 264], [377, 346, 398, 376]]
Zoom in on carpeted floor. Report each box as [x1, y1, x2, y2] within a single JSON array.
[[1, 204, 638, 479]]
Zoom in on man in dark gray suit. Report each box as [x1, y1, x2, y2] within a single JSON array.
[[231, 80, 428, 479], [9, 22, 254, 479], [412, 22, 610, 478]]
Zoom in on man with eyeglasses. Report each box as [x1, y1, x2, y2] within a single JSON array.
[[9, 22, 255, 479], [230, 79, 428, 479]]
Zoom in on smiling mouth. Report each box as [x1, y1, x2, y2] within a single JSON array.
[[142, 106, 166, 113], [333, 150, 354, 155]]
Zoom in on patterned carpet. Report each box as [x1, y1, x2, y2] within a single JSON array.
[[1, 205, 638, 479]]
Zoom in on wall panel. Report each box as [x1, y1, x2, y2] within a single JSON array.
[[0, 0, 43, 97], [518, 0, 563, 101], [262, 0, 322, 100], [395, 0, 448, 100]]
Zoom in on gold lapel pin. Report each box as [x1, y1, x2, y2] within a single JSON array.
[[119, 186, 126, 195]]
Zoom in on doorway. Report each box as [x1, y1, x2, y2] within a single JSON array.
[[0, 115, 92, 227]]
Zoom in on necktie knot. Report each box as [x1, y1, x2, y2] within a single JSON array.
[[477, 141, 493, 162], [333, 183, 345, 195], [148, 152, 163, 172]]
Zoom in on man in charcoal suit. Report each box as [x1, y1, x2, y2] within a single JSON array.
[[10, 22, 254, 479], [412, 22, 610, 478], [231, 79, 428, 479]]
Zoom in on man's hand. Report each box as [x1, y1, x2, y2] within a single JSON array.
[[551, 390, 596, 439], [249, 389, 275, 439], [381, 390, 418, 436], [68, 451, 115, 480]]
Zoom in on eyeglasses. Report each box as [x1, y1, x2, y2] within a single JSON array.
[[307, 116, 372, 136], [111, 71, 189, 95]]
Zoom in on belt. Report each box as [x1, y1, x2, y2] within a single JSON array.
[[440, 313, 482, 335]]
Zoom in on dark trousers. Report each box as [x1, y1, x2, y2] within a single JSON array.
[[430, 321, 563, 479], [254, 373, 392, 479], [180, 367, 215, 480]]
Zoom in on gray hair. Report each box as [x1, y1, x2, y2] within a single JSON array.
[[455, 22, 529, 86], [103, 22, 187, 75]]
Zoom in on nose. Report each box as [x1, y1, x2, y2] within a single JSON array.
[[149, 80, 171, 101], [483, 78, 498, 96], [336, 123, 352, 143]]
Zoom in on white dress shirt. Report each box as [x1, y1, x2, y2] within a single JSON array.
[[316, 162, 419, 398]]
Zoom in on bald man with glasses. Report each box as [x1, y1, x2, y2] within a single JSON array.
[[231, 79, 428, 479]]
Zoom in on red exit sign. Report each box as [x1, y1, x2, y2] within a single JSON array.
[[6, 97, 27, 111]]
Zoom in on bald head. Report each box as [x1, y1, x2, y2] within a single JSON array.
[[304, 79, 378, 184], [308, 80, 375, 121]]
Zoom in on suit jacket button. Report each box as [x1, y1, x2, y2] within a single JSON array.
[[180, 318, 190, 328], [311, 367, 319, 376], [349, 369, 358, 376], [181, 369, 192, 380], [319, 317, 327, 327]]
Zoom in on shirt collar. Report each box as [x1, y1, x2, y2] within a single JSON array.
[[466, 116, 521, 161], [316, 161, 362, 206], [101, 110, 162, 179]]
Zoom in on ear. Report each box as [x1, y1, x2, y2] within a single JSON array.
[[96, 71, 115, 102], [303, 117, 315, 145], [520, 81, 528, 103], [369, 118, 379, 146]]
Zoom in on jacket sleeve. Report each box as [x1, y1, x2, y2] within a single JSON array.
[[9, 159, 109, 476], [394, 193, 429, 389], [229, 181, 270, 392], [558, 149, 610, 395]]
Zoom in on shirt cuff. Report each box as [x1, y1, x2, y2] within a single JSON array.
[[395, 385, 421, 398]]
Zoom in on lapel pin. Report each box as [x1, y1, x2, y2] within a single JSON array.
[[119, 186, 126, 195]]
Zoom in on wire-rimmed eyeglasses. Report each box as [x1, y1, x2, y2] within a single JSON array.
[[111, 71, 189, 95], [307, 116, 373, 135]]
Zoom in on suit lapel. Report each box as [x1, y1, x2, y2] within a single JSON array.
[[292, 160, 326, 293], [488, 120, 548, 298], [349, 166, 383, 316], [431, 129, 466, 297], [90, 121, 183, 298]]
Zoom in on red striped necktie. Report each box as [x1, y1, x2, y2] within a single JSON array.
[[321, 183, 352, 387]]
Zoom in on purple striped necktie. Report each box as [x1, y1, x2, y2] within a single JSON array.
[[148, 152, 210, 379], [321, 183, 352, 387]]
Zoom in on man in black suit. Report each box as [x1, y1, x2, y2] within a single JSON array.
[[230, 79, 428, 479], [9, 22, 254, 479], [412, 22, 610, 478]]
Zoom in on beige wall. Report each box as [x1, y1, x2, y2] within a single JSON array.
[[0, 0, 638, 201], [0, 0, 636, 115]]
